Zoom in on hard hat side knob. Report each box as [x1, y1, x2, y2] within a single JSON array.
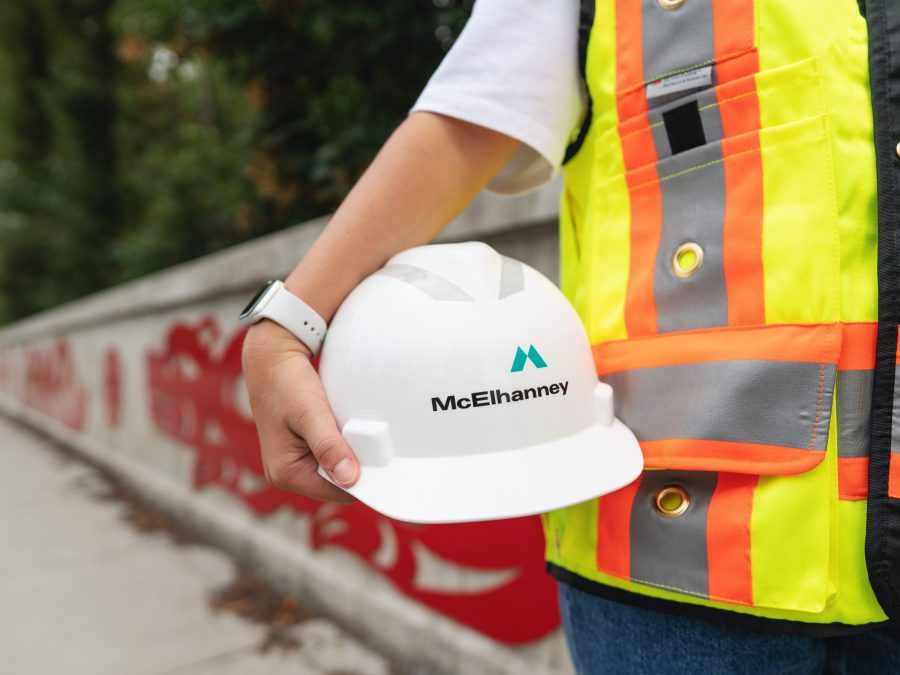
[[341, 419, 394, 467], [593, 382, 615, 427]]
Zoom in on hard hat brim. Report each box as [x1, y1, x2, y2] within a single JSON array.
[[320, 419, 644, 524]]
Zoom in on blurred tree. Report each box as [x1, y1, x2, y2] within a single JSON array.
[[113, 0, 473, 228], [0, 0, 120, 319], [0, 0, 472, 322], [0, 2, 54, 320]]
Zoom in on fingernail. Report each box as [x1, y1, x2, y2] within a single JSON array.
[[331, 458, 358, 486]]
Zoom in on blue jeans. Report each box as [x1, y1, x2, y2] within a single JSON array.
[[558, 582, 900, 675]]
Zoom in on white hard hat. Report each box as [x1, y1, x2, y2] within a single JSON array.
[[318, 242, 643, 523]]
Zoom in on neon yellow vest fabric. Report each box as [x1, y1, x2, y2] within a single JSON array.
[[543, 0, 893, 628]]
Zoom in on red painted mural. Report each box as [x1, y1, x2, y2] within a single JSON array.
[[146, 317, 559, 643], [25, 339, 88, 431], [104, 347, 122, 429], [0, 351, 8, 389]]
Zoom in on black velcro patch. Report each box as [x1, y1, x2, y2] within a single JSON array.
[[663, 100, 707, 155]]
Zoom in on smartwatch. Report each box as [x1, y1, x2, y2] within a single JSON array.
[[238, 280, 327, 357]]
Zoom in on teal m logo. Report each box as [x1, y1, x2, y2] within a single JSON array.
[[511, 345, 547, 372]]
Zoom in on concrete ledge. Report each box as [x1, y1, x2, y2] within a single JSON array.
[[0, 180, 560, 347]]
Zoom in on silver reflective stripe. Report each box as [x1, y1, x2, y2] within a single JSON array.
[[699, 100, 725, 145], [646, 88, 725, 162], [376, 264, 474, 302], [498, 256, 525, 299], [630, 470, 717, 598], [653, 142, 728, 332], [640, 0, 727, 331], [602, 360, 836, 450], [649, 121, 673, 158], [641, 0, 715, 89], [837, 370, 873, 458]]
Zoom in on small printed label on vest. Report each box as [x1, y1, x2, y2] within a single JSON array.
[[646, 65, 713, 100]]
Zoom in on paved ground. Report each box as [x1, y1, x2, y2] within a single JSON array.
[[0, 417, 396, 675]]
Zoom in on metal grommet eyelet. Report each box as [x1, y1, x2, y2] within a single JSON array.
[[654, 485, 690, 517], [895, 141, 900, 160], [671, 242, 704, 278], [658, 0, 686, 9]]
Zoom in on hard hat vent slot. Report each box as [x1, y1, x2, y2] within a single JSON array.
[[498, 256, 525, 298], [376, 264, 474, 302]]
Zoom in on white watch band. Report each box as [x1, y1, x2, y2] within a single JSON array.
[[244, 280, 327, 357]]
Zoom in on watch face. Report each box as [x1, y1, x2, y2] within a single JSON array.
[[239, 281, 276, 320]]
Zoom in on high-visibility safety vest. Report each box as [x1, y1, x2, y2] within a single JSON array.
[[542, 0, 900, 632]]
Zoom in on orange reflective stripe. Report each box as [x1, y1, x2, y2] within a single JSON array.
[[706, 472, 757, 605], [595, 323, 842, 375], [614, 0, 646, 122], [712, 51, 760, 86], [710, 0, 757, 83], [839, 457, 869, 501], [641, 439, 824, 475], [840, 323, 878, 370], [620, 123, 657, 172], [895, 324, 900, 365], [615, 0, 660, 337], [712, 0, 764, 327], [835, 324, 876, 500], [596, 475, 641, 579], [623, 178, 662, 338], [716, 79, 763, 137]]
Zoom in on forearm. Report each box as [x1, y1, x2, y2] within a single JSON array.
[[282, 111, 521, 322], [243, 112, 520, 497]]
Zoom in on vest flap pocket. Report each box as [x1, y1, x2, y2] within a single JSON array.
[[616, 57, 823, 176], [595, 323, 841, 475], [592, 324, 839, 612]]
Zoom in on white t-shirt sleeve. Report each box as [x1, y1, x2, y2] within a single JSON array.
[[410, 0, 584, 195]]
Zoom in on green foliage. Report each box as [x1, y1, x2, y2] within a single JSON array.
[[0, 0, 120, 317], [0, 0, 472, 322]]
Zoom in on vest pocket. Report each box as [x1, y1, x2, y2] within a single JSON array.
[[594, 464, 834, 612], [615, 57, 822, 176], [587, 112, 839, 338]]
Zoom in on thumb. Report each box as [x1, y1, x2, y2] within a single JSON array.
[[292, 394, 360, 488]]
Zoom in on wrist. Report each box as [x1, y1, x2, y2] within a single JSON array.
[[239, 279, 327, 357], [244, 319, 313, 360]]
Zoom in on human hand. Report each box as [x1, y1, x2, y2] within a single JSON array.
[[241, 319, 359, 503]]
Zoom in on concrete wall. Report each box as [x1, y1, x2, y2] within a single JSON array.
[[0, 180, 576, 675]]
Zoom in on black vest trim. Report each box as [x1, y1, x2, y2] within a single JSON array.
[[562, 0, 595, 164], [864, 0, 900, 619], [548, 563, 887, 638]]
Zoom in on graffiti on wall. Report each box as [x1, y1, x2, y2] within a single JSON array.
[[24, 339, 88, 431], [146, 317, 559, 644], [104, 347, 123, 429]]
